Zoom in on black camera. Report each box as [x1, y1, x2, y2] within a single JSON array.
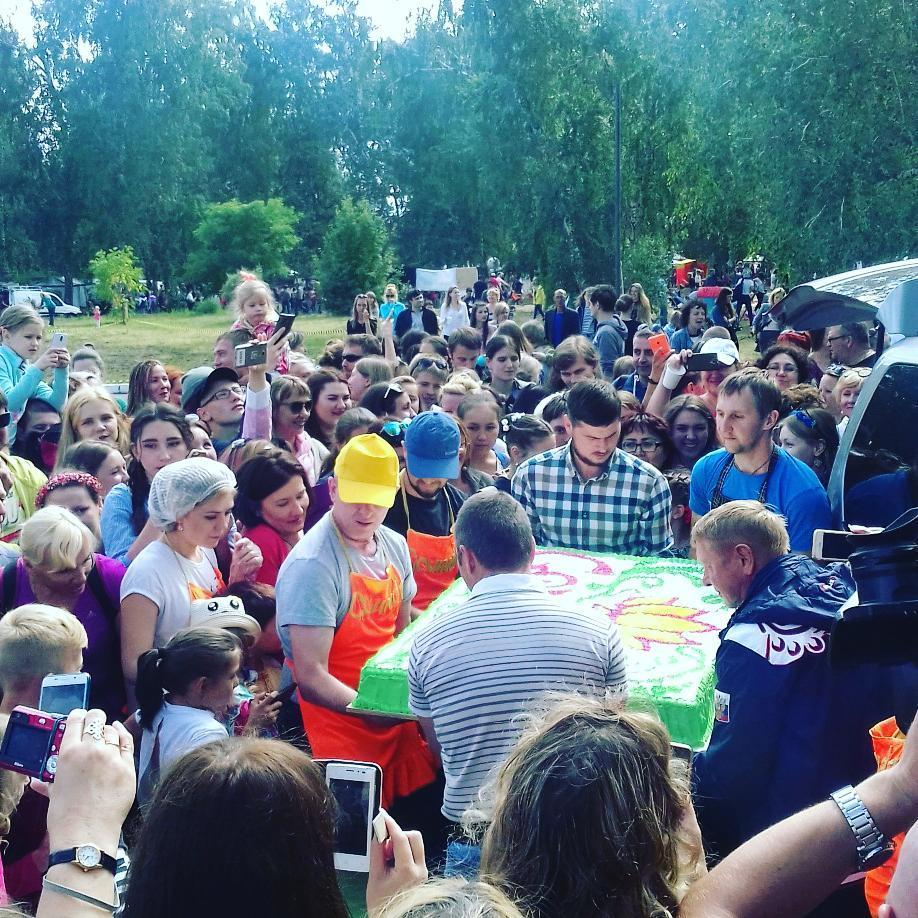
[[814, 509, 918, 666]]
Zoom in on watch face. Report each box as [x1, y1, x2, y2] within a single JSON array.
[[76, 845, 101, 869]]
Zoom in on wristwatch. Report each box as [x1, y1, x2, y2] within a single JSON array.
[[829, 785, 895, 871], [47, 844, 118, 875]]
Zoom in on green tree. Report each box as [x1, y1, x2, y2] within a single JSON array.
[[88, 246, 143, 325], [184, 199, 301, 291], [314, 199, 398, 313]]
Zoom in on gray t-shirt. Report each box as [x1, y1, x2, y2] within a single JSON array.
[[275, 514, 417, 660]]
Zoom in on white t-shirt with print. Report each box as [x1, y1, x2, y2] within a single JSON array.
[[120, 540, 222, 647]]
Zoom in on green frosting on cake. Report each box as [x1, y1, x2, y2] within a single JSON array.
[[352, 549, 730, 748]]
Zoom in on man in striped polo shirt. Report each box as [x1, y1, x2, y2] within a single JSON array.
[[408, 490, 628, 848]]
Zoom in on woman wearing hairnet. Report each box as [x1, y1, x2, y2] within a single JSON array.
[[119, 458, 263, 706]]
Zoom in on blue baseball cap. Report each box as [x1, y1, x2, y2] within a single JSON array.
[[404, 412, 460, 479]]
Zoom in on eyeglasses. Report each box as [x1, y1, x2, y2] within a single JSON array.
[[792, 409, 816, 429], [200, 384, 243, 406], [342, 352, 362, 363], [283, 400, 311, 413], [826, 334, 850, 345], [621, 438, 663, 453]]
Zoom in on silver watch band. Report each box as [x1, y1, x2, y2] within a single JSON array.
[[830, 784, 889, 867]]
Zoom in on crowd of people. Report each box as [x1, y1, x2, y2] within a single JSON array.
[[0, 267, 912, 918]]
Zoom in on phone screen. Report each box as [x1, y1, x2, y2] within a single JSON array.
[[3, 722, 50, 772], [328, 777, 371, 856], [40, 681, 88, 716]]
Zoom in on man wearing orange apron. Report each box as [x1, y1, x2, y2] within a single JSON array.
[[275, 433, 436, 807], [383, 412, 464, 612]]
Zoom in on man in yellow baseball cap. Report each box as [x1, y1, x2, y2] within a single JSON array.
[[275, 434, 437, 808]]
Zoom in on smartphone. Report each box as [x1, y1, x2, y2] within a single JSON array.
[[324, 760, 382, 871], [39, 673, 91, 716], [0, 706, 67, 782], [234, 341, 268, 368], [647, 332, 670, 356], [274, 682, 298, 704], [671, 742, 693, 771], [685, 352, 721, 372], [275, 313, 296, 337], [49, 332, 67, 349]]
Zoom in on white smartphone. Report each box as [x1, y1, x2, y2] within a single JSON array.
[[324, 760, 382, 872], [49, 332, 67, 350], [39, 673, 91, 716]]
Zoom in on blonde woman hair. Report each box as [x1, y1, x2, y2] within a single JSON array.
[[353, 356, 393, 387], [477, 695, 700, 918], [0, 603, 87, 696], [0, 304, 43, 335], [768, 287, 786, 308], [445, 371, 481, 394], [384, 283, 399, 298], [691, 499, 790, 560], [629, 282, 653, 326], [376, 879, 524, 918], [19, 505, 94, 573], [835, 368, 869, 396], [229, 276, 278, 321], [56, 385, 130, 464]]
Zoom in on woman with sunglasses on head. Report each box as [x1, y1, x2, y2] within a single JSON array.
[[268, 375, 328, 484], [304, 371, 351, 451], [776, 408, 839, 487], [359, 380, 413, 420], [4, 505, 126, 719]]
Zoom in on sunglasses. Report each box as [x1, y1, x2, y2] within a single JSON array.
[[383, 382, 404, 398], [342, 352, 362, 363], [0, 412, 10, 429], [283, 400, 311, 413], [413, 357, 448, 371]]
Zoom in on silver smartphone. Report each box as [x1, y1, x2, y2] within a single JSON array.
[[39, 672, 91, 716], [49, 332, 67, 350], [324, 760, 382, 872]]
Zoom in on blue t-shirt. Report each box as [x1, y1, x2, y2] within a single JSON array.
[[612, 373, 648, 401], [552, 311, 563, 345], [689, 448, 831, 553]]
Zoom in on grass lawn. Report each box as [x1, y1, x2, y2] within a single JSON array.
[[56, 310, 351, 382], [55, 306, 760, 385]]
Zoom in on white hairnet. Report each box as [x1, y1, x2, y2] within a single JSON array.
[[147, 458, 236, 531]]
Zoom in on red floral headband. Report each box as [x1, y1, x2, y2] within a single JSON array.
[[36, 472, 102, 509]]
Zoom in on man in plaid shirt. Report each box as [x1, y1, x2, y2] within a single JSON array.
[[511, 379, 673, 555]]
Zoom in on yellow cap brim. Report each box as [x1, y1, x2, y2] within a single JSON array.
[[336, 478, 398, 508]]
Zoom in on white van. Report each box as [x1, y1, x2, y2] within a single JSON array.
[[3, 287, 81, 317]]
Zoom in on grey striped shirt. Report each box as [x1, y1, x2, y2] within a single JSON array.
[[408, 573, 627, 821]]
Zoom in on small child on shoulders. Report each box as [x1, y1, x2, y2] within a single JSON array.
[[229, 274, 288, 373]]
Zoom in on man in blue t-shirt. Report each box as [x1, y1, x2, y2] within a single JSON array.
[[690, 369, 831, 553]]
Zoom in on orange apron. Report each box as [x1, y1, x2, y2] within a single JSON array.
[[401, 485, 458, 611], [864, 717, 906, 916], [291, 522, 436, 807]]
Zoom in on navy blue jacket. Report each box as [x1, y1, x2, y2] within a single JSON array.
[[693, 553, 918, 859]]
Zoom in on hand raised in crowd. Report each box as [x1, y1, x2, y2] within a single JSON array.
[[227, 535, 263, 582], [34, 344, 69, 372], [366, 809, 427, 916], [244, 690, 283, 734], [379, 316, 394, 340]]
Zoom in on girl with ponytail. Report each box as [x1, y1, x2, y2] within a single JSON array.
[[136, 627, 242, 802]]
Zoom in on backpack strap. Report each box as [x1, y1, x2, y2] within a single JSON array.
[[85, 559, 118, 624], [0, 559, 19, 618]]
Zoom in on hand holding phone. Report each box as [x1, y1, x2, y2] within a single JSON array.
[[325, 760, 382, 872], [366, 809, 428, 915], [275, 313, 296, 338], [685, 352, 722, 372], [49, 332, 67, 350]]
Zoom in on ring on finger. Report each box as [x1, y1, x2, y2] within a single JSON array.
[[83, 721, 105, 742]]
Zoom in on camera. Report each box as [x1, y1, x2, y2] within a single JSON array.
[[234, 341, 268, 368], [813, 508, 918, 665], [0, 706, 68, 782]]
